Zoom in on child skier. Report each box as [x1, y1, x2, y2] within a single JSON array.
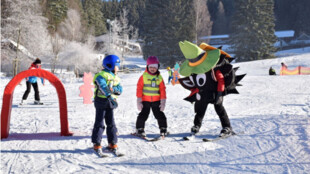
[[91, 55, 123, 155], [167, 67, 173, 84], [20, 58, 44, 105], [135, 56, 168, 137]]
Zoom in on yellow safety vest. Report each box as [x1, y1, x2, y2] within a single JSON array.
[[142, 72, 163, 96], [93, 71, 120, 98]]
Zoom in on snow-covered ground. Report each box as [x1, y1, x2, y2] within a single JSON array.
[[1, 52, 310, 174]]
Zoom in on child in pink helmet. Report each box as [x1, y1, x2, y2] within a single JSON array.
[[134, 56, 168, 138]]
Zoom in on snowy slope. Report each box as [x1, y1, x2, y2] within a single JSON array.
[[1, 53, 310, 174]]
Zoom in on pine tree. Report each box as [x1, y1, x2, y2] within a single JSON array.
[[82, 0, 107, 36], [142, 0, 195, 67], [230, 0, 277, 62], [43, 0, 68, 34], [212, 1, 227, 35]]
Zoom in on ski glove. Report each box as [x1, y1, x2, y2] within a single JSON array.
[[159, 99, 166, 112], [215, 92, 223, 105], [107, 95, 118, 109], [112, 85, 122, 95], [137, 98, 143, 111]]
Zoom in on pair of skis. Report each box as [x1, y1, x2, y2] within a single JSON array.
[[94, 147, 125, 158], [130, 132, 169, 142], [183, 132, 237, 142]]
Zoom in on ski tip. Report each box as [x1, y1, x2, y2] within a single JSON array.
[[117, 153, 125, 157], [183, 137, 190, 141]]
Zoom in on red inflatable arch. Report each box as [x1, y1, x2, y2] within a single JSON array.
[[1, 69, 73, 139]]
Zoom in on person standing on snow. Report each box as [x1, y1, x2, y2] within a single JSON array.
[[167, 66, 173, 84], [20, 58, 45, 105], [135, 56, 168, 137], [91, 55, 123, 154]]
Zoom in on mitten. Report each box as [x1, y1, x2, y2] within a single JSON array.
[[215, 92, 223, 105], [159, 99, 166, 112], [137, 98, 143, 111], [107, 95, 118, 109]]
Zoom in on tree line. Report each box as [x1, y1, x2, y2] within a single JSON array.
[[1, 0, 309, 76]]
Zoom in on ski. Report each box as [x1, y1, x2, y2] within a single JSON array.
[[131, 132, 169, 142], [202, 132, 236, 142], [183, 133, 196, 141], [19, 102, 44, 106], [148, 132, 169, 142], [93, 149, 109, 158], [104, 147, 125, 157], [131, 133, 152, 141]]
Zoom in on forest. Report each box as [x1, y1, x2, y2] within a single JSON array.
[[1, 0, 309, 76]]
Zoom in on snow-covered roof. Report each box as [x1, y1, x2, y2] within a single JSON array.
[[1, 38, 35, 59], [275, 30, 295, 38]]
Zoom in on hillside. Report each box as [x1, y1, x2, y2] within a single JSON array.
[[1, 53, 310, 173]]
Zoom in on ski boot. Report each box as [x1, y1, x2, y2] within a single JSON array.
[[136, 128, 146, 137], [160, 127, 168, 136], [93, 143, 108, 158], [191, 125, 200, 135], [219, 127, 233, 137], [108, 143, 118, 150], [34, 100, 43, 105], [20, 99, 25, 105], [93, 143, 103, 153]]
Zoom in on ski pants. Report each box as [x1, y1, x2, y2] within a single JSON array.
[[193, 97, 231, 129], [168, 76, 173, 84], [91, 97, 118, 145], [136, 101, 167, 130], [22, 81, 40, 101]]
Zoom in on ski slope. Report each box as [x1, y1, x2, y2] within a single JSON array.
[[1, 53, 310, 174]]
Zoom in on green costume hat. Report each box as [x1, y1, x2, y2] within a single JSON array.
[[179, 41, 220, 77]]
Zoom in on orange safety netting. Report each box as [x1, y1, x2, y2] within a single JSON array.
[[280, 66, 310, 75]]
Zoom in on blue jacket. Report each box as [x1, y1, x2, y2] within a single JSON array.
[[26, 64, 44, 84], [27, 76, 44, 84], [94, 69, 123, 98]]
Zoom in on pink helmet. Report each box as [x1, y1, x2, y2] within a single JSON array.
[[146, 56, 159, 65]]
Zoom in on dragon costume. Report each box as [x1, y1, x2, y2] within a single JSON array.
[[178, 40, 246, 135]]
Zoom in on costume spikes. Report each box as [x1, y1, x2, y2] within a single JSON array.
[[233, 67, 240, 71], [227, 88, 239, 94], [235, 74, 246, 84], [228, 57, 236, 63]]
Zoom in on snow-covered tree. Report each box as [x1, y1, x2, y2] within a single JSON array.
[[1, 0, 52, 75], [58, 9, 83, 42], [102, 8, 139, 59]]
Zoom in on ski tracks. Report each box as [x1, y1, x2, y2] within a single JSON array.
[[6, 141, 25, 174]]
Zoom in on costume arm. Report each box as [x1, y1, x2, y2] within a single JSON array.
[[215, 70, 225, 92]]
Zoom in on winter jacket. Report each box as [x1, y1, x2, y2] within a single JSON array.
[[93, 69, 122, 99], [136, 70, 166, 102], [26, 63, 44, 84], [168, 69, 173, 77]]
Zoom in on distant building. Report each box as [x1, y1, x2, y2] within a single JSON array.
[[199, 30, 295, 48], [290, 32, 310, 45], [94, 35, 141, 54]]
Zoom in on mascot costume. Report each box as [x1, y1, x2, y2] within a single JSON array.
[[178, 41, 246, 138]]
